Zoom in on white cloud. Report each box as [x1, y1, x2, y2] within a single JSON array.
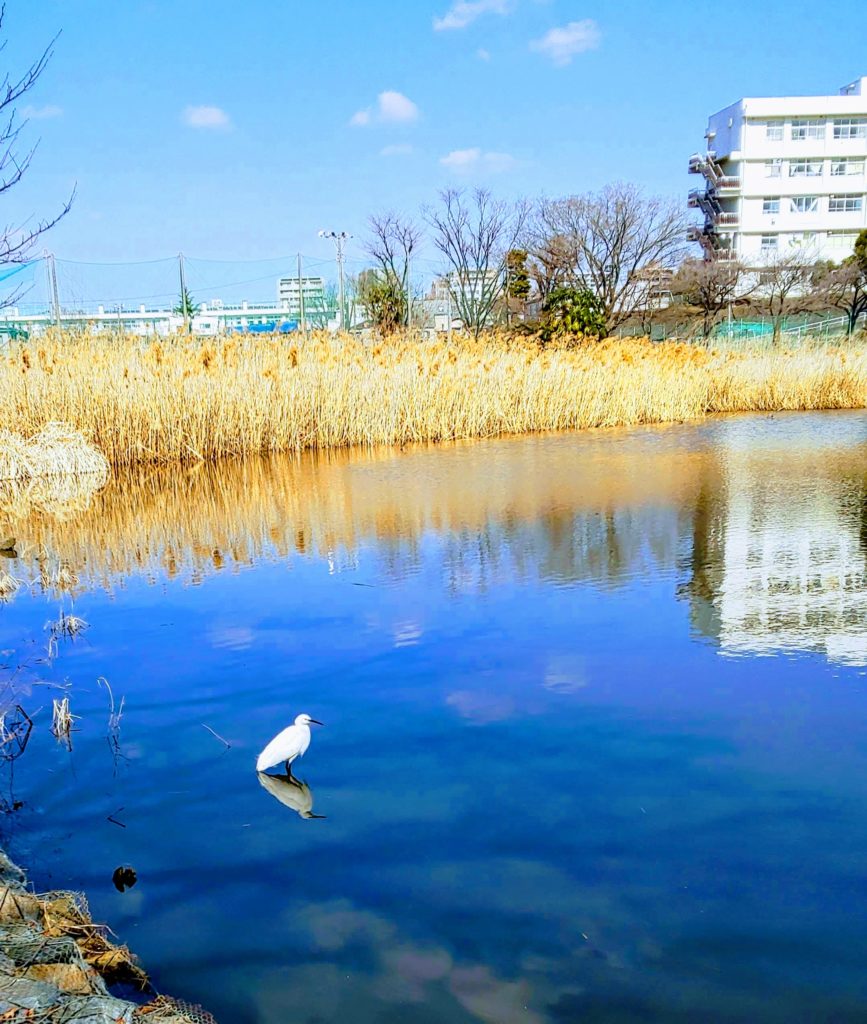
[[433, 0, 511, 31], [21, 104, 63, 120], [380, 143, 415, 157], [378, 90, 419, 123], [477, 47, 492, 61], [182, 104, 232, 129], [350, 90, 420, 127], [440, 148, 517, 173], [530, 19, 601, 65]]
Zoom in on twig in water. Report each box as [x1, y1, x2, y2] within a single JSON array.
[[107, 807, 126, 828], [202, 724, 231, 749], [0, 706, 33, 761]]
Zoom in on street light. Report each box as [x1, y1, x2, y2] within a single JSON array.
[[319, 229, 352, 331]]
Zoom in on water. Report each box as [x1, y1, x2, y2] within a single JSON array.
[[2, 411, 867, 1023]]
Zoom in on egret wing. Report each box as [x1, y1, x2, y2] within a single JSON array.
[[256, 724, 301, 772]]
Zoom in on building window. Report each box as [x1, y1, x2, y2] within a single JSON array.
[[762, 197, 781, 214], [765, 122, 784, 141], [789, 160, 822, 177], [791, 118, 825, 140], [833, 118, 867, 140], [831, 158, 866, 176], [790, 196, 819, 214], [827, 232, 857, 251], [761, 235, 778, 251], [829, 194, 864, 213], [764, 159, 782, 178]]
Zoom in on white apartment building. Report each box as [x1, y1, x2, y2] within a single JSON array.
[[689, 76, 867, 265], [277, 275, 326, 314]]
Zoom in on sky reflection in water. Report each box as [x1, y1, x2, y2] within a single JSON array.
[[1, 411, 867, 1023]]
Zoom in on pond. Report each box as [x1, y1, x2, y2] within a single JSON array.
[[2, 410, 867, 1023]]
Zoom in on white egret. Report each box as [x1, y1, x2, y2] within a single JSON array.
[[257, 771, 325, 819], [256, 713, 323, 776]]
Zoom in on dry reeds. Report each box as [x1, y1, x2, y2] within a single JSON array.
[[51, 696, 78, 746], [0, 567, 20, 601], [48, 610, 89, 639], [1, 330, 864, 468]]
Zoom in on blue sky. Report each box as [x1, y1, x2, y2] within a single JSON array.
[[7, 0, 867, 270]]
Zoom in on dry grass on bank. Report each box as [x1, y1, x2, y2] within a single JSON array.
[[0, 330, 865, 467], [0, 421, 110, 481]]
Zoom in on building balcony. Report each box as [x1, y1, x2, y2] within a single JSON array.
[[689, 154, 741, 192], [716, 212, 739, 225], [687, 222, 738, 262]]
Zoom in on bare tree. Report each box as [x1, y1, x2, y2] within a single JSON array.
[[424, 188, 530, 338], [531, 184, 688, 334], [0, 6, 73, 276], [671, 258, 752, 339], [364, 212, 422, 327], [524, 231, 569, 310], [753, 250, 815, 345]]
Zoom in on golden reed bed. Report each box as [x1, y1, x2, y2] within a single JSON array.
[[1, 330, 865, 467]]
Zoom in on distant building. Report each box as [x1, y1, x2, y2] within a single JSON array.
[[689, 75, 867, 265], [0, 301, 303, 338], [422, 271, 501, 333], [277, 275, 326, 315]]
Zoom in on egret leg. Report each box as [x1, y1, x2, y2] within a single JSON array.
[[286, 757, 302, 786]]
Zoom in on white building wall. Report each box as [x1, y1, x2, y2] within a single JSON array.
[[692, 77, 867, 265]]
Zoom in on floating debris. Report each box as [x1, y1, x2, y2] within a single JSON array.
[[112, 865, 138, 893]]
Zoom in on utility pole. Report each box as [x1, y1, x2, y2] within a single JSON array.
[[504, 257, 511, 329], [406, 254, 412, 330], [297, 253, 307, 336], [178, 252, 190, 334], [319, 230, 351, 331], [45, 251, 61, 328]]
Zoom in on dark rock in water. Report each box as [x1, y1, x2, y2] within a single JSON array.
[[0, 538, 15, 557], [112, 865, 137, 893]]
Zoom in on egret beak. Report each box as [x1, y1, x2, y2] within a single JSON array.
[[309, 719, 324, 726]]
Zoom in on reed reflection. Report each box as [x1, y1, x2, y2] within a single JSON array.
[[0, 430, 709, 596], [257, 772, 325, 821], [2, 413, 866, 663]]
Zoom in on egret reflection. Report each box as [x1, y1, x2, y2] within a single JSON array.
[[257, 771, 326, 820]]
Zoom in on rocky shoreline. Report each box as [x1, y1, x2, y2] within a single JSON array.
[[0, 847, 215, 1023]]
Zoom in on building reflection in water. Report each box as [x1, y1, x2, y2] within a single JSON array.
[[684, 416, 867, 666]]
